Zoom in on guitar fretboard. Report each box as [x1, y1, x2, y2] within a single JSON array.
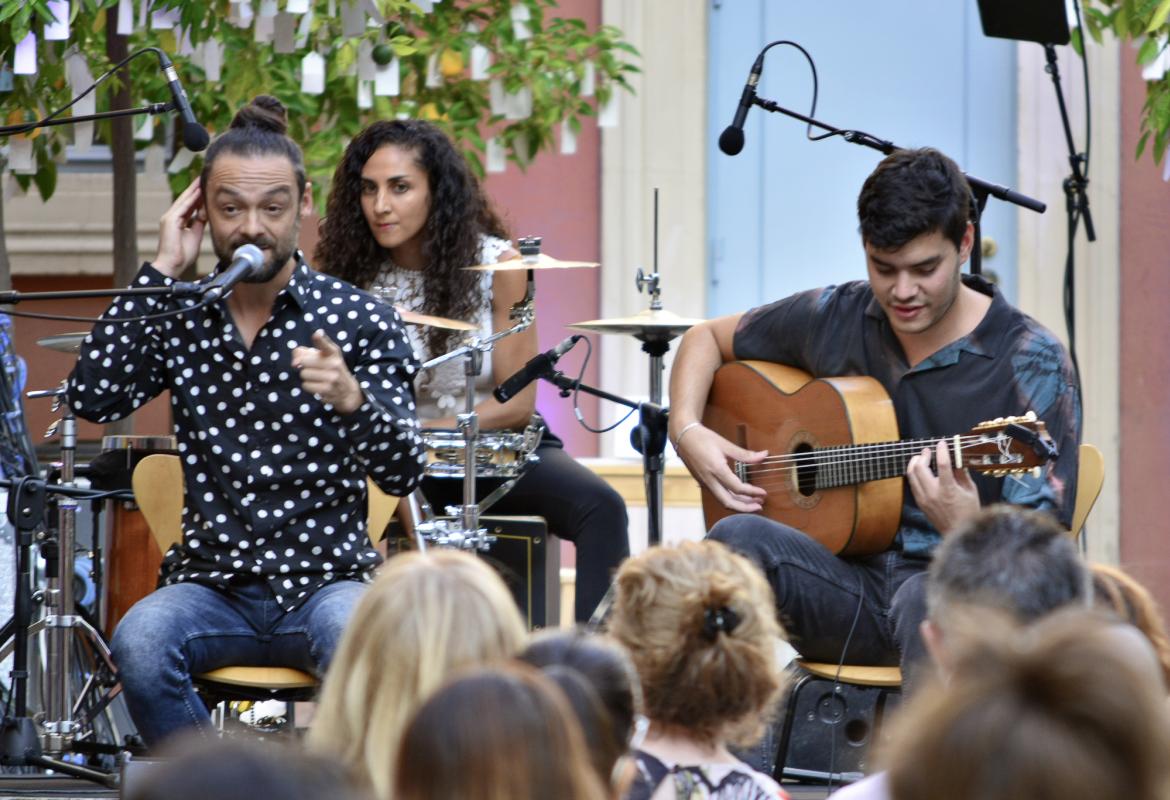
[[741, 436, 962, 491]]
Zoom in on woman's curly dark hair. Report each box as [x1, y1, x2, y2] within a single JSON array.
[[316, 119, 509, 356]]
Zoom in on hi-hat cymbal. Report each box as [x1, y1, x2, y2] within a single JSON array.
[[464, 253, 599, 272], [569, 308, 704, 341], [37, 332, 89, 354], [396, 307, 477, 331]]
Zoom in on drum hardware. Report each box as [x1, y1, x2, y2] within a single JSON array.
[[0, 384, 124, 786], [36, 332, 90, 355], [568, 193, 698, 546]]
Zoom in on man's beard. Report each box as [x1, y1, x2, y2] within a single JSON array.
[[211, 234, 298, 284]]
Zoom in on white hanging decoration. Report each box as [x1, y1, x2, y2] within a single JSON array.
[[357, 79, 374, 109], [203, 39, 224, 82], [134, 115, 154, 142], [580, 61, 596, 97], [66, 52, 95, 153], [504, 87, 532, 120], [137, 0, 148, 31], [151, 7, 179, 29], [13, 33, 36, 75], [254, 14, 275, 43], [44, 1, 70, 41], [361, 0, 384, 25], [468, 23, 491, 81], [286, 0, 310, 13], [168, 147, 197, 173], [560, 120, 577, 155], [425, 52, 442, 88], [116, 0, 134, 35], [486, 137, 506, 173], [597, 93, 619, 128], [1141, 36, 1170, 81], [510, 3, 531, 40], [8, 139, 35, 175], [374, 56, 400, 96], [259, 0, 278, 17], [489, 78, 506, 115], [144, 144, 166, 179], [301, 51, 326, 94], [274, 14, 297, 53], [415, 0, 434, 12], [340, 0, 365, 37], [357, 40, 376, 81], [295, 8, 314, 49]]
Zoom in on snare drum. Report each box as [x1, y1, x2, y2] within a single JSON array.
[[424, 421, 544, 479]]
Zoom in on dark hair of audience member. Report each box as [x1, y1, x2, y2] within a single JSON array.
[[884, 609, 1170, 800], [125, 737, 369, 800], [927, 504, 1088, 628], [394, 664, 607, 800], [1091, 562, 1170, 689], [607, 540, 787, 748]]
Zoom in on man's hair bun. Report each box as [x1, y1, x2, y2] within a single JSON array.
[[229, 95, 289, 135]]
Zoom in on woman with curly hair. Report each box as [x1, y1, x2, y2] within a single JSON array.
[[316, 119, 628, 622]]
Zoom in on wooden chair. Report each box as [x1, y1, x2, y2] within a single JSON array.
[[129, 454, 398, 717], [772, 442, 1107, 782]]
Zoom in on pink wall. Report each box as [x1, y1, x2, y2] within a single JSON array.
[[482, 0, 603, 457], [1119, 57, 1170, 612]]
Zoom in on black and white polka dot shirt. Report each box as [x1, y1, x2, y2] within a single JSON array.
[[66, 254, 426, 610]]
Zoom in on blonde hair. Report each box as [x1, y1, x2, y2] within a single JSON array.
[[885, 609, 1170, 800], [1091, 562, 1170, 689], [307, 550, 526, 798], [607, 540, 787, 747], [394, 664, 608, 800]]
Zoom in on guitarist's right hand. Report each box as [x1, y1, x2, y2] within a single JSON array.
[[675, 424, 769, 513]]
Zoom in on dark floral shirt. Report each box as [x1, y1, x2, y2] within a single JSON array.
[[733, 274, 1081, 558], [66, 254, 425, 609]]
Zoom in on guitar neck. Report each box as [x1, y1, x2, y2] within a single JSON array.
[[740, 436, 955, 492]]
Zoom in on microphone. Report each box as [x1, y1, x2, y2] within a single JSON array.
[[718, 51, 765, 156], [493, 335, 583, 403], [203, 244, 265, 301], [155, 49, 210, 152]]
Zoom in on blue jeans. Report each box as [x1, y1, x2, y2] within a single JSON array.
[[111, 578, 365, 746]]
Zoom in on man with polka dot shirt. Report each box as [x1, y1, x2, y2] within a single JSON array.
[[65, 96, 426, 746]]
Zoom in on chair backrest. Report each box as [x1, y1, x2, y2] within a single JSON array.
[[1071, 443, 1105, 539], [130, 453, 397, 551]]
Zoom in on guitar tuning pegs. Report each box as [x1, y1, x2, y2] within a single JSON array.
[[1031, 467, 1042, 479], [1024, 411, 1037, 421]]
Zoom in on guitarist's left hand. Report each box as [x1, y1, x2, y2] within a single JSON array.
[[907, 439, 980, 535]]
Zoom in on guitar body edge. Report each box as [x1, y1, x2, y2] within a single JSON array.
[[701, 361, 902, 556]]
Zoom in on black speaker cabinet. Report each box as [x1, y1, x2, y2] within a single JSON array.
[[389, 515, 560, 630], [777, 672, 901, 779]]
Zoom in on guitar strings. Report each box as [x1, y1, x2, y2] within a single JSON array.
[[739, 434, 997, 473]]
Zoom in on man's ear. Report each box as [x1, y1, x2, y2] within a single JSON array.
[[921, 618, 948, 674], [300, 181, 314, 218], [958, 221, 975, 266]]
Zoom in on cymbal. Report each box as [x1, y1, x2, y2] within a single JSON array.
[[37, 332, 89, 354], [569, 308, 704, 340], [396, 307, 477, 332], [464, 253, 599, 272]]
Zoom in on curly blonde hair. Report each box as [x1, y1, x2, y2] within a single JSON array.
[[608, 540, 788, 747], [306, 550, 526, 799]]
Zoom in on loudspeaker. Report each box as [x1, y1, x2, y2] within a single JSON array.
[[777, 672, 901, 778], [976, 0, 1070, 45], [388, 515, 560, 630]]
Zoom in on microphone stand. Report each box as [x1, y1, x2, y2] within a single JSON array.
[[0, 104, 175, 138], [740, 89, 1047, 276]]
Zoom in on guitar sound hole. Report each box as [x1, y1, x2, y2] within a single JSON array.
[[793, 443, 817, 496]]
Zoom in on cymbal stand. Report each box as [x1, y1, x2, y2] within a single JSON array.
[[632, 262, 672, 544], [414, 238, 540, 550]]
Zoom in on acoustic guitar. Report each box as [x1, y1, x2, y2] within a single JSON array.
[[700, 361, 1057, 556]]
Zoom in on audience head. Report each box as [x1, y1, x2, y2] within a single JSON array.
[[1091, 562, 1170, 689], [924, 505, 1088, 667], [518, 629, 642, 787], [125, 737, 369, 800], [608, 540, 786, 747], [308, 550, 526, 798], [394, 664, 608, 800], [885, 609, 1170, 800]]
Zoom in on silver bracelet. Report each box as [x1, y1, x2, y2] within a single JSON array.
[[672, 421, 703, 449]]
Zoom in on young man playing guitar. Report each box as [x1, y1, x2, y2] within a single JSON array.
[[669, 147, 1080, 682]]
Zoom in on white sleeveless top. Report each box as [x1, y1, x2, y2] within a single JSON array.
[[373, 235, 511, 422]]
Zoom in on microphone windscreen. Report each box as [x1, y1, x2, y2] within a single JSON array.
[[718, 126, 744, 156], [183, 122, 211, 152]]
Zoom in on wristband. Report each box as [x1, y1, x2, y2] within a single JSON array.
[[672, 421, 703, 450]]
